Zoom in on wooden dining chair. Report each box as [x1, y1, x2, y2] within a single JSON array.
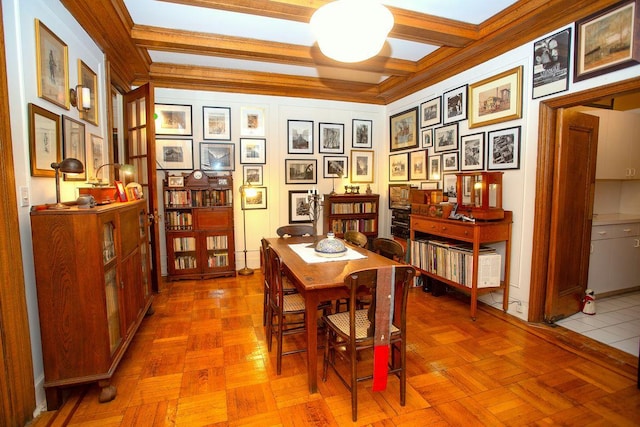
[[372, 237, 405, 262], [343, 230, 368, 248], [321, 265, 416, 421], [276, 225, 314, 237], [260, 238, 297, 327]]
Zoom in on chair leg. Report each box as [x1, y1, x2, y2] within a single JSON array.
[[351, 348, 358, 422], [262, 287, 268, 326], [276, 312, 283, 375], [322, 328, 330, 381]]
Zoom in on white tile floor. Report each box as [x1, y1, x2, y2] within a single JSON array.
[[555, 291, 640, 357]]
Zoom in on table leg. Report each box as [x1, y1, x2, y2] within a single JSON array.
[[305, 292, 319, 393]]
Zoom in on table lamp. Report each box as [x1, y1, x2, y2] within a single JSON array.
[[90, 163, 134, 186], [50, 158, 84, 209]]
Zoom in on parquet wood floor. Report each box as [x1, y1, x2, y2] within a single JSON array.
[[29, 274, 639, 426]]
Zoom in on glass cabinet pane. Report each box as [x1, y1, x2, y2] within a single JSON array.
[[104, 267, 121, 353], [206, 234, 229, 268], [173, 236, 197, 270], [103, 222, 116, 264]]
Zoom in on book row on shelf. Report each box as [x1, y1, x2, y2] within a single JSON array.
[[164, 189, 231, 207], [329, 218, 377, 234], [173, 237, 196, 252], [207, 253, 229, 268], [410, 239, 502, 288], [166, 211, 193, 230], [330, 202, 377, 214], [206, 235, 228, 249], [175, 255, 197, 270]]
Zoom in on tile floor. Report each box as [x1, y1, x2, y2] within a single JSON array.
[[556, 291, 640, 357]]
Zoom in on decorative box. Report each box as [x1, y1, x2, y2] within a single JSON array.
[[455, 172, 504, 220], [78, 186, 118, 205]]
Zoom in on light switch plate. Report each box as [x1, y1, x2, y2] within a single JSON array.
[[20, 186, 29, 207]]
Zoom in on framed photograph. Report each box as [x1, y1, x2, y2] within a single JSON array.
[[442, 151, 459, 172], [240, 137, 266, 164], [156, 139, 194, 170], [168, 176, 184, 187], [409, 150, 427, 181], [288, 120, 314, 154], [29, 103, 61, 177], [468, 66, 523, 128], [460, 132, 485, 171], [155, 104, 192, 136], [420, 97, 441, 128], [434, 122, 459, 153], [243, 165, 263, 185], [285, 158, 317, 184], [428, 155, 441, 181], [203, 106, 231, 140], [443, 85, 468, 124], [351, 149, 374, 183], [574, 0, 640, 82], [242, 186, 267, 210], [78, 60, 98, 125], [488, 126, 521, 170], [389, 152, 408, 182], [240, 106, 266, 136], [352, 119, 372, 148], [35, 19, 69, 109], [420, 181, 439, 190], [389, 183, 413, 209], [443, 173, 458, 203], [114, 180, 128, 202], [390, 107, 419, 152], [289, 190, 312, 223], [533, 28, 571, 98], [319, 122, 344, 153], [323, 156, 348, 178], [421, 128, 433, 148], [62, 115, 86, 181], [200, 142, 234, 171], [89, 134, 104, 180]]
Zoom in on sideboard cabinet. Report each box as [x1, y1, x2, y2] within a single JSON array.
[[30, 200, 153, 409]]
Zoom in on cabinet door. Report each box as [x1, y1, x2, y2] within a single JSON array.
[[202, 232, 231, 271], [588, 237, 640, 293], [167, 233, 199, 275], [102, 216, 122, 355], [120, 249, 143, 336]]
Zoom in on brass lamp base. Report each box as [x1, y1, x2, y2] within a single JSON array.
[[238, 267, 254, 276]]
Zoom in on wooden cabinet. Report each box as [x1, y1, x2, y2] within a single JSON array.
[[164, 171, 236, 279], [588, 222, 640, 294], [322, 193, 379, 245], [410, 212, 512, 319], [30, 200, 153, 409]]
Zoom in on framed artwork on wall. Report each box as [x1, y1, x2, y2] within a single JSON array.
[[243, 186, 267, 210], [319, 122, 344, 153], [468, 66, 523, 128], [433, 122, 459, 153], [35, 19, 69, 109], [240, 137, 266, 164], [421, 128, 433, 148], [352, 119, 372, 148], [351, 149, 374, 183], [78, 60, 98, 125], [156, 139, 194, 170], [285, 158, 317, 184], [62, 115, 86, 181], [443, 173, 458, 203], [287, 120, 314, 154], [289, 190, 312, 223], [443, 85, 468, 124], [200, 142, 234, 171], [488, 126, 521, 170], [420, 97, 441, 128], [428, 155, 441, 181], [389, 152, 408, 182], [89, 134, 104, 180], [574, 0, 640, 82], [243, 165, 263, 185], [203, 106, 231, 140], [390, 107, 418, 152], [532, 28, 571, 98], [28, 103, 61, 177], [409, 150, 427, 181], [240, 106, 266, 136], [155, 104, 192, 136], [323, 156, 348, 178], [460, 132, 485, 171], [442, 151, 459, 172]]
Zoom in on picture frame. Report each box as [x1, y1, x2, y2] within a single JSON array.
[[460, 132, 486, 171], [287, 120, 314, 154], [409, 150, 428, 181], [323, 156, 348, 179], [203, 106, 231, 140], [433, 122, 459, 153], [285, 158, 317, 184], [351, 149, 374, 183], [62, 115, 86, 181], [574, 0, 639, 82], [443, 85, 468, 124], [242, 186, 267, 210], [389, 183, 413, 209], [28, 103, 61, 177], [532, 28, 572, 98], [468, 66, 523, 128], [319, 122, 344, 153], [428, 155, 441, 181], [114, 180, 128, 202], [200, 142, 234, 171], [155, 104, 192, 136], [78, 60, 98, 125], [389, 152, 408, 182], [352, 119, 373, 148], [35, 19, 69, 109], [240, 137, 266, 164], [156, 138, 194, 170], [421, 128, 433, 148], [240, 106, 266, 136], [420, 181, 439, 190], [442, 151, 459, 172], [243, 165, 263, 185], [488, 126, 521, 170], [443, 173, 458, 203], [168, 176, 185, 187], [288, 190, 312, 223], [390, 107, 419, 152], [89, 134, 104, 180], [420, 97, 441, 128]]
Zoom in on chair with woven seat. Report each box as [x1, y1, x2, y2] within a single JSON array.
[[372, 237, 405, 262], [260, 238, 297, 327], [276, 225, 314, 237], [322, 265, 416, 421], [343, 230, 368, 248]]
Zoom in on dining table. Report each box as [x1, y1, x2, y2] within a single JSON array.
[[265, 235, 401, 393]]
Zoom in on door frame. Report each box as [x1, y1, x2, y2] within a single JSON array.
[[529, 76, 640, 323]]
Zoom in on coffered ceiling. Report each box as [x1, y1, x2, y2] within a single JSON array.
[[60, 0, 618, 104]]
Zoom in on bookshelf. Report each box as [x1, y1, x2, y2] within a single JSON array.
[[322, 193, 379, 246]]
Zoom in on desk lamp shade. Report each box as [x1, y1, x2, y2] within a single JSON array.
[[92, 163, 134, 185], [51, 158, 84, 209]]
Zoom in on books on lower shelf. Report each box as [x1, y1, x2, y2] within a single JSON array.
[[410, 238, 501, 288]]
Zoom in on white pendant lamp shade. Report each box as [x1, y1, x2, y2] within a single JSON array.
[[310, 0, 394, 63]]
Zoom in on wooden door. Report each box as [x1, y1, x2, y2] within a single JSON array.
[[123, 84, 161, 291], [544, 109, 599, 322]]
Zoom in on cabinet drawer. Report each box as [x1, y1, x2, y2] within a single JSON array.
[[412, 217, 472, 240], [194, 208, 232, 230], [591, 223, 640, 240]]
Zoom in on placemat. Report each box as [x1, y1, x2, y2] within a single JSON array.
[[289, 243, 367, 264]]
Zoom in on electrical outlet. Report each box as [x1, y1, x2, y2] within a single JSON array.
[[19, 186, 29, 207], [516, 302, 523, 313]]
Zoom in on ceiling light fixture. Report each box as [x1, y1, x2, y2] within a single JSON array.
[[310, 0, 394, 63]]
